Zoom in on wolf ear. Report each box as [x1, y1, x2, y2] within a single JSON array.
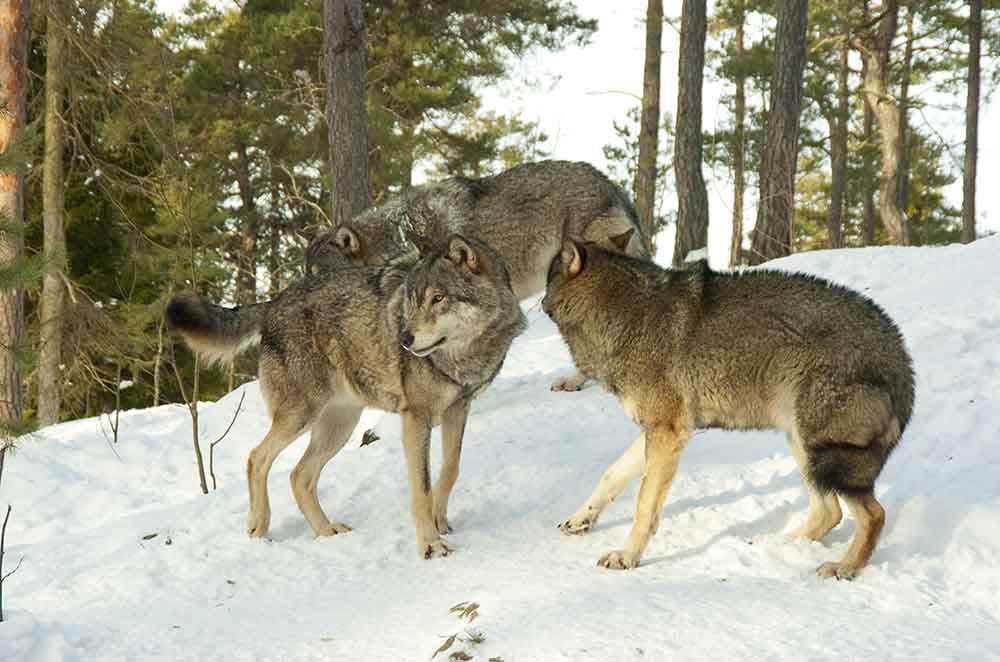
[[446, 235, 480, 274], [607, 228, 635, 253], [561, 240, 585, 278], [334, 226, 363, 257]]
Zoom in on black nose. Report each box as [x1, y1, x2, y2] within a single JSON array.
[[399, 330, 414, 348]]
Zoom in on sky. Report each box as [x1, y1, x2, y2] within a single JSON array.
[[157, 0, 998, 266]]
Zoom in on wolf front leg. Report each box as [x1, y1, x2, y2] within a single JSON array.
[[560, 433, 645, 534], [432, 399, 469, 535], [598, 419, 690, 570], [401, 411, 453, 559]]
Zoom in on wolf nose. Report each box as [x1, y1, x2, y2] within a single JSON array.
[[399, 330, 414, 349]]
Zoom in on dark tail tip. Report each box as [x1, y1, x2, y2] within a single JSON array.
[[808, 442, 888, 496], [165, 294, 210, 333]]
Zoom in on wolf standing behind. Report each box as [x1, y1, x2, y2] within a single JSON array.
[[167, 236, 526, 559], [305, 160, 651, 391], [543, 239, 914, 579]]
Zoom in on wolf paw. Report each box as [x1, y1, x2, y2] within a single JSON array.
[[317, 521, 352, 536], [550, 372, 587, 392], [433, 513, 453, 535], [816, 561, 858, 581], [420, 538, 454, 560], [246, 513, 270, 538], [559, 514, 594, 535], [597, 549, 640, 570]]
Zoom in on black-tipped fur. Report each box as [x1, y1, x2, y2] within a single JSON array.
[[808, 443, 889, 495], [165, 294, 267, 365]]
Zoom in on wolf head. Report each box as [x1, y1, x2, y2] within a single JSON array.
[[542, 229, 635, 321], [305, 219, 407, 275], [305, 185, 467, 275], [398, 235, 524, 359]]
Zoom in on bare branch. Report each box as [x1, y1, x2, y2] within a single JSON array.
[[209, 390, 246, 491]]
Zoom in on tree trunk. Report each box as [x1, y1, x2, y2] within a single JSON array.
[[38, 0, 67, 426], [672, 0, 709, 266], [748, 0, 809, 265], [855, 0, 910, 246], [635, 0, 662, 249], [826, 39, 849, 250], [962, 0, 981, 244], [729, 0, 746, 267], [0, 0, 29, 432], [268, 212, 281, 299], [897, 8, 913, 213], [234, 140, 257, 306], [860, 0, 877, 246], [325, 0, 371, 226], [153, 313, 164, 407]]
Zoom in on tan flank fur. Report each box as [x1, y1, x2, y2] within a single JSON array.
[[167, 236, 526, 559], [305, 160, 652, 392], [542, 238, 914, 579]]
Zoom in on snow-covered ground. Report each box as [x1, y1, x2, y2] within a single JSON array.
[[3, 238, 1000, 661]]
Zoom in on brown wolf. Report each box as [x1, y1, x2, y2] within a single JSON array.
[[305, 160, 651, 392], [167, 236, 526, 559], [542, 239, 914, 579]]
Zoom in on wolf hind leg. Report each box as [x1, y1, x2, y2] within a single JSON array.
[[560, 433, 645, 535], [247, 405, 314, 538], [792, 379, 896, 576], [816, 491, 885, 580], [785, 432, 842, 541], [290, 400, 363, 536]]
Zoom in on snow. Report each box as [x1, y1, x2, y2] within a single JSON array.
[[3, 238, 1000, 661]]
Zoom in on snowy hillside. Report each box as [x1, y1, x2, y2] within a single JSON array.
[[4, 238, 1000, 661]]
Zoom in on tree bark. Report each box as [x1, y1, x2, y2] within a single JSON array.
[[962, 0, 981, 244], [267, 212, 280, 299], [38, 0, 67, 426], [855, 0, 910, 246], [860, 1, 876, 245], [234, 140, 257, 306], [729, 0, 746, 267], [672, 0, 709, 266], [748, 0, 809, 265], [0, 0, 29, 432], [636, 0, 662, 249], [325, 0, 371, 226], [826, 38, 849, 250], [896, 8, 914, 213]]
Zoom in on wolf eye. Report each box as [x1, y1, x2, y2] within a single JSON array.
[[431, 293, 446, 305]]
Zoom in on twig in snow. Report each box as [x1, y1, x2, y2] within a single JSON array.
[[0, 504, 24, 622], [209, 390, 246, 491]]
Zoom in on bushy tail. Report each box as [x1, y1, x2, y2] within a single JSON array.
[[808, 442, 891, 496], [165, 294, 268, 365]]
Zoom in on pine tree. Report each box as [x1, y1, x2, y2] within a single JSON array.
[[962, 0, 982, 243], [0, 0, 30, 434], [326, 0, 371, 226], [749, 0, 809, 264], [673, 0, 710, 265], [38, 0, 68, 425], [636, 0, 663, 248]]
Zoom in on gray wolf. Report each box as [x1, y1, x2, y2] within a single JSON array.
[[167, 235, 526, 559], [542, 238, 914, 579], [305, 160, 651, 392]]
